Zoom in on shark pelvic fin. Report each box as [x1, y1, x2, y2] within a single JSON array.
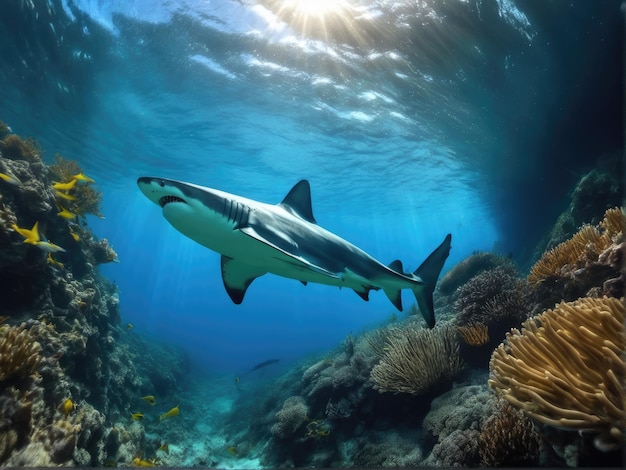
[[383, 288, 403, 311], [220, 256, 266, 304], [353, 288, 370, 302], [278, 180, 316, 223]]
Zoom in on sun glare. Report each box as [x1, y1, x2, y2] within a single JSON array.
[[285, 0, 346, 18]]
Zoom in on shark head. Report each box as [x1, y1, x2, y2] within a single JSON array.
[[137, 176, 254, 256], [137, 177, 190, 208]]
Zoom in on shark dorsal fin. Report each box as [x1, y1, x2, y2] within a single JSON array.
[[279, 180, 316, 223]]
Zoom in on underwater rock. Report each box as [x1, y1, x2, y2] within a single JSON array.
[[531, 162, 623, 266], [271, 396, 309, 439], [423, 428, 481, 466], [423, 384, 495, 443], [351, 431, 423, 467]]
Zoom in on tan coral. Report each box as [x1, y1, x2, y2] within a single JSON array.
[[600, 207, 626, 243], [528, 207, 625, 286], [0, 323, 42, 381], [488, 296, 626, 451]]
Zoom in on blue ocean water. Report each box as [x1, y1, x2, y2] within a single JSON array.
[[0, 0, 621, 374]]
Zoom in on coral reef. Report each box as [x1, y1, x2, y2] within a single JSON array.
[[489, 296, 625, 452], [370, 325, 463, 395], [0, 123, 188, 466]]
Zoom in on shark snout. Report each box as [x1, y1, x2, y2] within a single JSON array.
[[137, 176, 187, 207]]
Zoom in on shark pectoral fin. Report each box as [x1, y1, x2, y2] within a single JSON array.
[[240, 225, 339, 279], [300, 280, 308, 286], [220, 256, 266, 304], [383, 288, 403, 311]]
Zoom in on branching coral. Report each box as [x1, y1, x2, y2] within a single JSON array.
[[528, 207, 625, 285], [49, 154, 103, 218], [0, 323, 42, 382], [488, 296, 625, 451], [479, 399, 540, 466], [456, 323, 489, 346], [0, 135, 42, 162], [370, 325, 463, 395]]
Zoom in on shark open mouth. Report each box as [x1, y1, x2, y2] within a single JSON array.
[[159, 196, 186, 207]]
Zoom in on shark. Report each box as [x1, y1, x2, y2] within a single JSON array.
[[137, 177, 452, 327]]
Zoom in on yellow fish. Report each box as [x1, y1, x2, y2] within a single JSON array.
[[47, 253, 64, 269], [54, 190, 77, 201], [52, 179, 77, 191], [130, 412, 144, 421], [0, 172, 21, 186], [226, 446, 237, 456], [61, 398, 75, 416], [12, 221, 40, 244], [71, 172, 95, 184], [131, 457, 155, 467], [159, 405, 179, 421], [141, 395, 156, 406], [69, 229, 80, 241], [127, 323, 134, 330], [157, 443, 169, 454], [57, 208, 77, 220]]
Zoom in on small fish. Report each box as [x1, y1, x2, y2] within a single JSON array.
[[35, 240, 66, 253], [130, 412, 144, 421], [226, 446, 237, 456], [61, 398, 75, 416], [57, 208, 77, 220], [131, 457, 155, 467], [71, 172, 95, 184], [11, 222, 40, 244], [141, 395, 156, 406], [235, 376, 240, 385], [69, 229, 80, 241], [127, 323, 134, 330], [0, 172, 21, 186], [47, 253, 64, 269], [54, 190, 77, 201], [157, 443, 169, 454], [159, 405, 179, 421], [52, 179, 77, 191]]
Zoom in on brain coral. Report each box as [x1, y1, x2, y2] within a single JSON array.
[[0, 323, 41, 381], [488, 296, 625, 451]]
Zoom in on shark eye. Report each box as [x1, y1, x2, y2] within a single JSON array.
[[159, 180, 165, 187]]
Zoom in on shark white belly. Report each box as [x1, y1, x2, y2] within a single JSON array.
[[137, 177, 451, 327]]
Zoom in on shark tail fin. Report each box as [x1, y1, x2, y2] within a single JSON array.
[[412, 234, 452, 328]]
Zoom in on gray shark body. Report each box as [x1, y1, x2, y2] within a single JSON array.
[[137, 177, 451, 327]]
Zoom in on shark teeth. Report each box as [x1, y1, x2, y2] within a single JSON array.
[[159, 196, 186, 207]]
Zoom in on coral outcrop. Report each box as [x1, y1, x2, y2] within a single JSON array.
[[0, 123, 189, 466]]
